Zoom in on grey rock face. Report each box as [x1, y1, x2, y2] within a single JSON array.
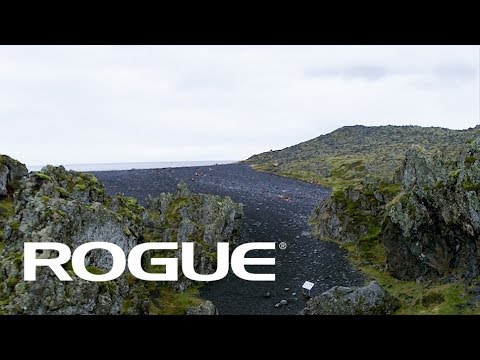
[[310, 182, 397, 244], [0, 155, 28, 198], [302, 281, 399, 315], [0, 164, 240, 315], [0, 165, 8, 198], [4, 166, 143, 269], [0, 165, 149, 314], [384, 139, 480, 280], [144, 181, 243, 292], [186, 300, 219, 315]]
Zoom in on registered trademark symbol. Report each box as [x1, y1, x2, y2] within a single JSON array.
[[278, 242, 287, 250]]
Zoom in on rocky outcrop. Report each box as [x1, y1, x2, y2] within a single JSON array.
[[302, 281, 399, 315], [311, 182, 398, 243], [310, 180, 400, 266], [0, 165, 241, 314], [0, 165, 149, 314], [246, 125, 480, 188], [4, 166, 143, 266], [384, 139, 480, 280], [186, 300, 219, 315], [310, 137, 480, 282], [143, 182, 243, 291], [0, 155, 28, 198]]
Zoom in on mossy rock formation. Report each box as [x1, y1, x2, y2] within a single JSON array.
[[246, 125, 480, 188], [384, 139, 480, 280], [0, 161, 243, 315]]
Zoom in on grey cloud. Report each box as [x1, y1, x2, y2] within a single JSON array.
[[410, 64, 477, 90], [434, 64, 476, 82], [343, 66, 389, 80], [305, 66, 389, 81], [0, 45, 478, 167]]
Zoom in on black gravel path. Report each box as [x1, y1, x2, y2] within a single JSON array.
[[92, 163, 364, 314]]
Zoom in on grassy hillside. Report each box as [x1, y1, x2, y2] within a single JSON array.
[[246, 125, 480, 188], [247, 124, 480, 314]]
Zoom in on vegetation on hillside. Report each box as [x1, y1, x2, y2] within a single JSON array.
[[246, 125, 480, 188], [248, 125, 480, 314]]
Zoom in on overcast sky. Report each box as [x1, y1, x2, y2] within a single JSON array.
[[1, 45, 479, 167]]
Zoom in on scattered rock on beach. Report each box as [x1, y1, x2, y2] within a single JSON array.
[[302, 281, 399, 315], [186, 300, 219, 315]]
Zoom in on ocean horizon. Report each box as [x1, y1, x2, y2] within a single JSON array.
[[27, 160, 238, 172]]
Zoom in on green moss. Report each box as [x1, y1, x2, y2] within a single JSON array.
[[34, 172, 52, 181], [149, 285, 203, 315], [379, 183, 401, 197], [125, 272, 137, 286], [9, 221, 20, 231], [55, 186, 69, 198], [433, 181, 444, 190], [73, 184, 87, 191], [247, 126, 480, 189], [85, 266, 105, 275], [100, 281, 117, 297], [332, 235, 474, 314], [165, 197, 189, 224], [331, 186, 344, 198], [0, 199, 14, 218], [421, 292, 445, 307], [115, 195, 144, 225], [120, 299, 134, 314], [0, 199, 14, 239], [386, 192, 405, 208], [123, 227, 132, 237], [357, 226, 385, 264], [338, 242, 472, 314], [6, 276, 19, 289], [54, 209, 67, 218], [462, 177, 480, 191], [464, 155, 476, 164], [449, 169, 461, 178]]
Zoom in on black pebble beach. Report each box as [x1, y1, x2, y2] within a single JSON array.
[[93, 163, 364, 314]]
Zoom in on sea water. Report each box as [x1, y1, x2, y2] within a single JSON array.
[[27, 160, 237, 172]]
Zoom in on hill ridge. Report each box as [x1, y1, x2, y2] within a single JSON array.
[[246, 124, 480, 188]]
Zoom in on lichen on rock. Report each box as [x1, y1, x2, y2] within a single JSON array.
[[384, 138, 480, 280], [0, 165, 150, 314], [0, 163, 243, 315], [302, 281, 399, 315], [143, 181, 243, 292], [311, 137, 480, 283], [186, 300, 219, 315], [0, 155, 28, 199]]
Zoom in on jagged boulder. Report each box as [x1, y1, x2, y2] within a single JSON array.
[[384, 139, 480, 280], [0, 155, 28, 198], [302, 281, 399, 315], [310, 183, 395, 243], [186, 300, 219, 315], [310, 180, 400, 267], [4, 166, 144, 268], [0, 166, 239, 314], [144, 181, 243, 291], [0, 165, 149, 314]]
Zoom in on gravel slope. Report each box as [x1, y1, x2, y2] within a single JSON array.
[[93, 163, 364, 314]]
